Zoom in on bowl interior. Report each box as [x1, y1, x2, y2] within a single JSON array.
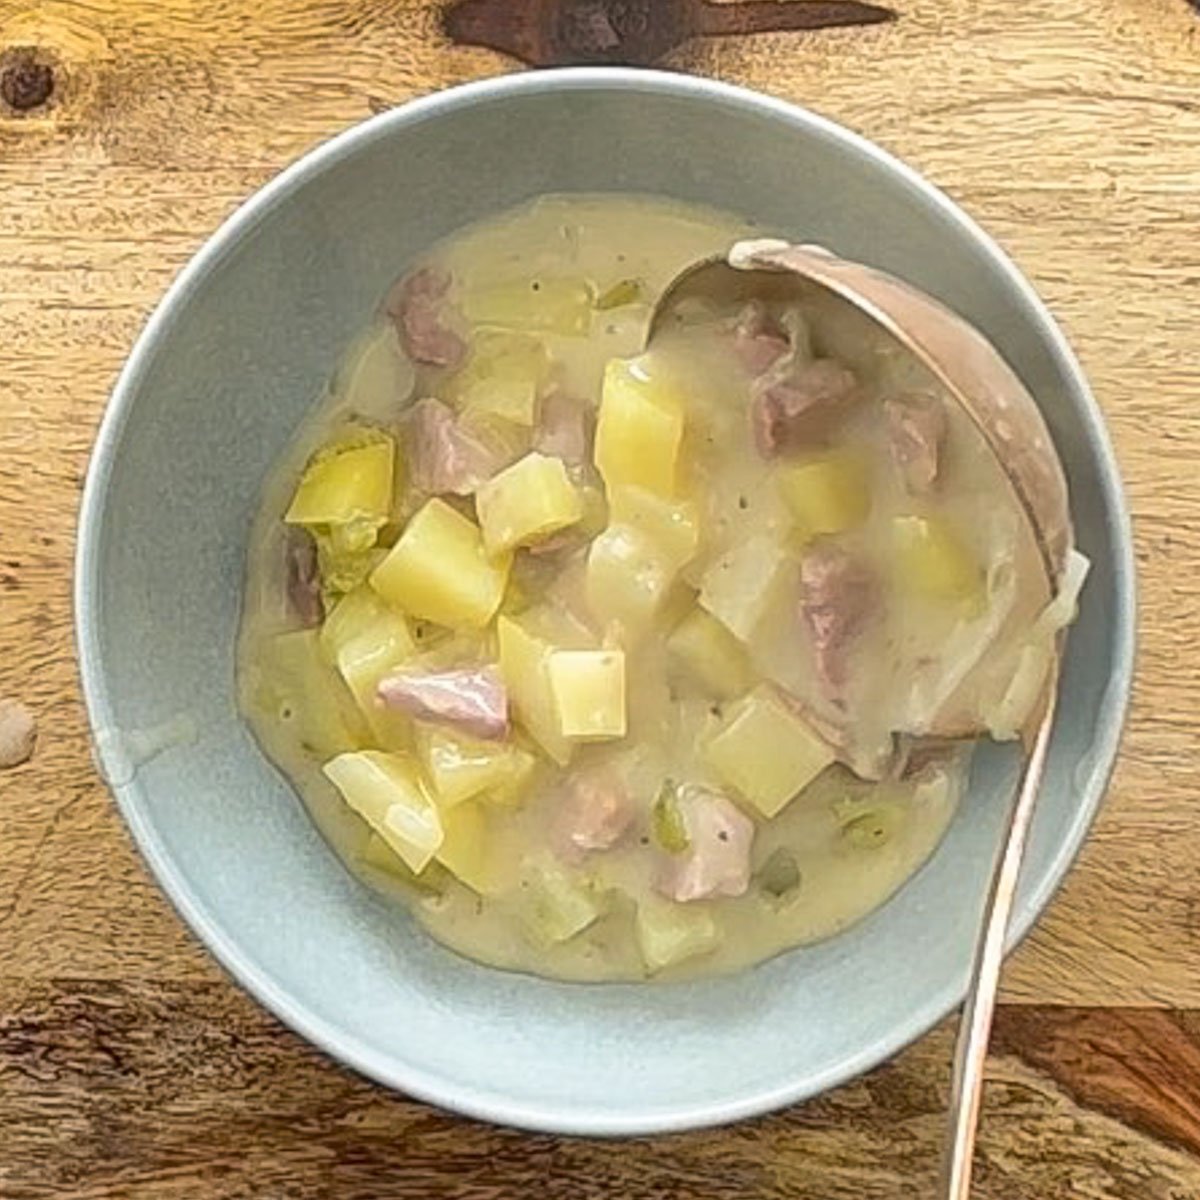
[[78, 70, 1132, 1135]]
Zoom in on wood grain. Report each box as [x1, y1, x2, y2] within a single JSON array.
[[2, 0, 1199, 1192], [2, 980, 1200, 1199]]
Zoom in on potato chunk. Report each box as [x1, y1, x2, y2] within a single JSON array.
[[321, 587, 416, 746], [548, 649, 627, 741], [585, 524, 677, 635], [666, 606, 754, 699], [892, 514, 984, 614], [323, 751, 443, 873], [703, 687, 834, 817], [776, 449, 869, 539], [475, 452, 583, 556], [594, 358, 684, 497], [285, 433, 395, 528], [371, 498, 510, 629], [435, 801, 494, 893], [417, 725, 536, 807], [635, 897, 719, 973], [607, 485, 700, 567], [699, 533, 793, 642], [497, 614, 573, 766]]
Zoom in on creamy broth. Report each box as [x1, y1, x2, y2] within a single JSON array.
[[236, 194, 1055, 982]]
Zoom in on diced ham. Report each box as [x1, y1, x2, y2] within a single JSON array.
[[377, 665, 508, 739], [732, 301, 791, 375], [533, 389, 591, 467], [405, 397, 501, 496], [385, 266, 466, 368], [885, 393, 946, 494], [751, 359, 858, 457], [799, 543, 878, 705], [554, 769, 634, 863], [655, 786, 754, 903], [284, 527, 324, 628]]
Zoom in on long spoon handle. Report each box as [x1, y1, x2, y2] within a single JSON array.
[[940, 687, 1059, 1199]]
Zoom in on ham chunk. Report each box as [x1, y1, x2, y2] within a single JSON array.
[[377, 665, 508, 739], [751, 359, 858, 457], [405, 397, 502, 496], [554, 769, 634, 863], [534, 389, 591, 467], [732, 301, 791, 375], [885, 393, 946, 494], [656, 785, 754, 903], [284, 527, 324, 628], [386, 266, 466, 368], [799, 543, 878, 705]]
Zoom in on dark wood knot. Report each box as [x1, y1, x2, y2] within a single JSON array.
[[1, 49, 55, 112]]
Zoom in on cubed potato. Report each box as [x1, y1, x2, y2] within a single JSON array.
[[435, 801, 494, 893], [323, 751, 443, 873], [518, 860, 604, 945], [892, 514, 984, 614], [446, 331, 547, 427], [497, 614, 573, 766], [252, 629, 368, 758], [585, 523, 677, 635], [285, 432, 396, 528], [417, 725, 537, 807], [594, 358, 684, 497], [319, 585, 404, 661], [321, 587, 416, 747], [475, 452, 583, 556], [635, 897, 719, 972], [703, 687, 834, 817], [607, 485, 700, 567], [666, 606, 754, 699], [548, 649, 627, 741], [699, 533, 794, 642], [463, 276, 594, 337], [776, 450, 869, 539], [370, 498, 511, 629]]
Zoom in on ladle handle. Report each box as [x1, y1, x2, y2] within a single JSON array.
[[940, 687, 1059, 1200]]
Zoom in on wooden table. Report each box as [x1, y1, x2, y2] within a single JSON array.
[[2, 1, 1199, 1195]]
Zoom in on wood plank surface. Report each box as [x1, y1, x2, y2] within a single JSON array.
[[2, 0, 1199, 1194]]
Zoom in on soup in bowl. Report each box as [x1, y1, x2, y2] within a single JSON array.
[[77, 69, 1132, 1134]]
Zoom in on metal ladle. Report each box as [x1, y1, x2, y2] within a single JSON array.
[[644, 240, 1074, 1200]]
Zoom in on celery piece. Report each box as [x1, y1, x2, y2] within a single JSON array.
[[518, 860, 604, 946], [635, 897, 719, 972], [285, 429, 395, 528], [651, 780, 689, 854]]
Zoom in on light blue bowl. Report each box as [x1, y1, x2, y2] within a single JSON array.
[[75, 68, 1134, 1135]]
